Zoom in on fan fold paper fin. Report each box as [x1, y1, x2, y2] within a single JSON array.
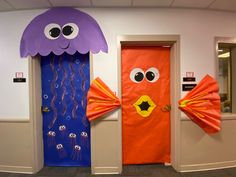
[[86, 77, 121, 121], [178, 75, 221, 134]]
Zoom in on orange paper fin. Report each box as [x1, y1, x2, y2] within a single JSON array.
[[178, 75, 221, 134], [86, 77, 121, 121]]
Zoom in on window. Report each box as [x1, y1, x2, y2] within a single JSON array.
[[216, 38, 236, 114], [218, 45, 231, 113]]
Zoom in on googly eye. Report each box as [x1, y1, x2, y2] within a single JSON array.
[[48, 131, 56, 136], [44, 23, 61, 40], [81, 132, 88, 137], [47, 131, 51, 136], [69, 133, 76, 138], [62, 23, 79, 39], [74, 145, 81, 150], [145, 67, 160, 83], [56, 144, 63, 149], [59, 125, 66, 131], [130, 68, 145, 83]]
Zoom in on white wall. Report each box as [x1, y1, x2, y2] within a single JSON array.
[[0, 10, 39, 120], [1, 7, 236, 172], [88, 8, 236, 89]]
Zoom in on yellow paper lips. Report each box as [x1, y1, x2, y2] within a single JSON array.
[[133, 95, 156, 117]]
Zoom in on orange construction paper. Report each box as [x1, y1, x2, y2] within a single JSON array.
[[122, 46, 171, 164], [86, 77, 121, 121], [179, 75, 221, 134]]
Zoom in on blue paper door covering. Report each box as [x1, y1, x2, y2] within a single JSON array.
[[41, 52, 90, 166]]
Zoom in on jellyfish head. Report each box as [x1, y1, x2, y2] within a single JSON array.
[[20, 7, 108, 57]]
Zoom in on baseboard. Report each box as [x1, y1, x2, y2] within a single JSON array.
[[92, 166, 121, 174], [180, 160, 236, 172], [0, 165, 34, 174]]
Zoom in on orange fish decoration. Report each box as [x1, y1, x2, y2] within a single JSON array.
[[178, 75, 221, 134], [86, 77, 121, 121]]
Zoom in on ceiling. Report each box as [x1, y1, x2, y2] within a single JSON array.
[[0, 0, 236, 12]]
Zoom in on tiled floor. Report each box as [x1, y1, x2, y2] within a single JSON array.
[[0, 164, 236, 177]]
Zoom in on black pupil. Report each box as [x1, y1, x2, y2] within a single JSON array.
[[146, 71, 155, 81], [63, 25, 73, 36], [138, 101, 150, 111], [49, 27, 60, 38], [134, 72, 144, 82]]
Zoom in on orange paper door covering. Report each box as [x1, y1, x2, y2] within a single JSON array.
[[122, 46, 171, 164], [86, 77, 121, 121], [179, 75, 221, 134]]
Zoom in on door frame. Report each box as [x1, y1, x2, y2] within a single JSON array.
[[28, 54, 93, 172], [117, 35, 181, 171]]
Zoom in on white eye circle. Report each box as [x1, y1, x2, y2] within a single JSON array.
[[130, 68, 145, 83], [145, 67, 160, 83], [62, 23, 79, 39], [44, 23, 61, 40]]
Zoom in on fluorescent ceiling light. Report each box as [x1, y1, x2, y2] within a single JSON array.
[[218, 52, 230, 58]]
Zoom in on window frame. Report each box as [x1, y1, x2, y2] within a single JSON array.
[[215, 37, 236, 119]]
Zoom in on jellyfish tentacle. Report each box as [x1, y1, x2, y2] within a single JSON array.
[[81, 131, 89, 148], [47, 131, 56, 147], [79, 56, 89, 127], [71, 145, 81, 161], [56, 144, 67, 159], [69, 56, 79, 119], [59, 55, 68, 116], [79, 59, 86, 108], [49, 55, 58, 129]]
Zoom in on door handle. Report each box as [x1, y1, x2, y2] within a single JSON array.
[[161, 104, 171, 112], [41, 106, 50, 113]]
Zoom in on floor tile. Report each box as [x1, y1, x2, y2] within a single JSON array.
[[180, 169, 231, 177], [225, 167, 236, 177], [36, 166, 77, 176], [1, 165, 236, 177], [0, 172, 9, 177]]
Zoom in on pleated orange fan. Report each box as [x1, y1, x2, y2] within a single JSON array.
[[178, 75, 221, 134], [86, 77, 121, 121]]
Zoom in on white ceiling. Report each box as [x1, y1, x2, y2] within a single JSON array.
[[0, 0, 236, 12]]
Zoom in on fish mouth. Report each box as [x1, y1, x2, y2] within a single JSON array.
[[133, 95, 156, 117]]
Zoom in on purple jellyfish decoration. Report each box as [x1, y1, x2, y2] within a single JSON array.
[[20, 7, 108, 57]]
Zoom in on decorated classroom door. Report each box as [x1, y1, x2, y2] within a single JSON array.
[[41, 52, 91, 166], [122, 46, 171, 164]]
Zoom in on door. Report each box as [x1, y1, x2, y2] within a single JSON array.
[[122, 46, 171, 164], [41, 52, 91, 166]]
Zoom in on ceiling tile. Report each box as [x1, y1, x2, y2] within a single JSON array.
[[133, 0, 173, 7], [50, 0, 91, 7], [172, 0, 214, 8], [209, 0, 236, 11], [92, 0, 132, 7], [0, 0, 14, 11], [0, 0, 236, 12], [6, 0, 51, 9]]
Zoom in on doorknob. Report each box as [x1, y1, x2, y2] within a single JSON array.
[[41, 106, 50, 113], [161, 104, 171, 112]]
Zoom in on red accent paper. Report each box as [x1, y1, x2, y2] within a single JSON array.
[[86, 77, 120, 121], [179, 75, 221, 134]]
